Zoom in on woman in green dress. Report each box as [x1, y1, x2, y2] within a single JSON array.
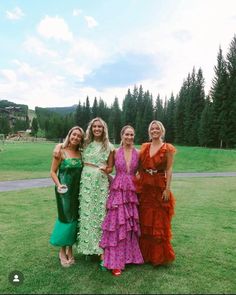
[[76, 117, 114, 268], [50, 126, 84, 267]]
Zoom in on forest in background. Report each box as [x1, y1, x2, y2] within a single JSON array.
[[1, 35, 236, 148]]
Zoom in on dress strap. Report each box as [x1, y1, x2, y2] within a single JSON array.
[[61, 149, 68, 159]]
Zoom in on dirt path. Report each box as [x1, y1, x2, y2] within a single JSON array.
[[0, 172, 236, 192]]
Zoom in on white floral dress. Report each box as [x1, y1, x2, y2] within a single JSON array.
[[76, 141, 114, 255]]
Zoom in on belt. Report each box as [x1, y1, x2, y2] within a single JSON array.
[[84, 162, 108, 175], [84, 162, 99, 168], [143, 169, 165, 175]]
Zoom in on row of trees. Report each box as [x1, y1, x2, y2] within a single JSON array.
[[0, 101, 29, 135], [1, 36, 236, 148]]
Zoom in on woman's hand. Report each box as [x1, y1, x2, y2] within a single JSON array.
[[135, 172, 141, 180], [99, 165, 108, 174], [162, 189, 170, 202]]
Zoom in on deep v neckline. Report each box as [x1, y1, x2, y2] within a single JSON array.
[[122, 147, 133, 173], [149, 142, 164, 158]]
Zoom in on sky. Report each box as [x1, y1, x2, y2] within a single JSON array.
[[0, 0, 236, 110]]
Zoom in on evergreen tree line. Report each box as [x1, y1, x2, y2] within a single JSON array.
[[1, 36, 236, 148], [0, 100, 29, 135]]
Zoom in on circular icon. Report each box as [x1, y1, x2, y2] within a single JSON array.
[[8, 270, 24, 286]]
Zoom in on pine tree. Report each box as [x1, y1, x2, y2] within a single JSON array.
[[108, 97, 122, 143], [199, 96, 214, 147], [210, 47, 228, 147], [85, 96, 91, 126], [165, 93, 175, 143], [0, 116, 10, 135], [75, 101, 85, 130], [92, 97, 98, 118], [135, 85, 144, 144], [122, 85, 138, 128], [154, 94, 164, 121], [175, 78, 189, 144], [225, 35, 236, 147], [31, 117, 39, 136], [141, 91, 154, 142]]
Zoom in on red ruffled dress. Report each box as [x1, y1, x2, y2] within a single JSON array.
[[137, 142, 176, 265]]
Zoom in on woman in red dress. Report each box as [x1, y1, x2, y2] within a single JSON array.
[[137, 120, 176, 266]]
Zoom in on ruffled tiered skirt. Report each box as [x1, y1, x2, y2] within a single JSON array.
[[139, 184, 175, 265], [99, 176, 144, 269]]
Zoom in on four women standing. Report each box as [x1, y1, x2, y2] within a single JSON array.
[[50, 119, 176, 272]]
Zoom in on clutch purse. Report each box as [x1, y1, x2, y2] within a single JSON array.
[[57, 185, 68, 194]]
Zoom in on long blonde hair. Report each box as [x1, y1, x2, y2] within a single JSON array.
[[148, 120, 165, 141], [62, 126, 84, 150], [84, 117, 110, 151]]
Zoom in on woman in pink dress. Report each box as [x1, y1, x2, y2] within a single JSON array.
[[99, 125, 144, 276]]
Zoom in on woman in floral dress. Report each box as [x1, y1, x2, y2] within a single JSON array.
[[100, 125, 143, 276], [76, 117, 114, 267]]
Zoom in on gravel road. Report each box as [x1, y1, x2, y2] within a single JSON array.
[[0, 172, 236, 192]]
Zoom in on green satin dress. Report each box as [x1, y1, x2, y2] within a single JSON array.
[[50, 157, 83, 247]]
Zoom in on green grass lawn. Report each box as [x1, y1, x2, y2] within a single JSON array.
[[0, 142, 236, 181], [0, 177, 235, 294]]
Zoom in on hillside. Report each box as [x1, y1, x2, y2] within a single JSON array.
[[45, 105, 77, 116], [28, 109, 36, 122]]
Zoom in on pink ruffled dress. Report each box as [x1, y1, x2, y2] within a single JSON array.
[[99, 147, 144, 270]]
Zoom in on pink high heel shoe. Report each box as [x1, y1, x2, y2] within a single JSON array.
[[112, 269, 122, 276]]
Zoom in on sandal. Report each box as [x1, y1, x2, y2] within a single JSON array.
[[68, 256, 76, 265], [59, 251, 70, 268], [99, 260, 107, 271]]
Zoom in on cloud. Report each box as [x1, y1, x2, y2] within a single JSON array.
[[5, 7, 24, 20], [73, 9, 82, 16], [37, 16, 73, 42], [172, 30, 192, 43], [23, 37, 59, 58], [51, 38, 109, 82], [84, 16, 98, 28], [0, 60, 69, 109], [0, 69, 17, 82]]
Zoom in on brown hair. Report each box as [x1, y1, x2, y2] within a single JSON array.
[[120, 125, 135, 146]]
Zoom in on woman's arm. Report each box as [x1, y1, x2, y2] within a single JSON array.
[[50, 153, 63, 188], [99, 149, 115, 174], [53, 143, 63, 159], [107, 149, 115, 173], [162, 151, 174, 202]]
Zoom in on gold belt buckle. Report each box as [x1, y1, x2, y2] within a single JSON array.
[[146, 169, 153, 175]]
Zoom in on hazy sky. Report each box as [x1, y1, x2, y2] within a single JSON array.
[[0, 0, 236, 110]]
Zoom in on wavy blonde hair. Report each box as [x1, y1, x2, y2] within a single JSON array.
[[148, 120, 165, 141], [62, 126, 84, 150], [84, 117, 110, 151]]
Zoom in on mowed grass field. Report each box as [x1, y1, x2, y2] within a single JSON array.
[[0, 177, 235, 294], [0, 142, 236, 181], [0, 142, 236, 294]]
